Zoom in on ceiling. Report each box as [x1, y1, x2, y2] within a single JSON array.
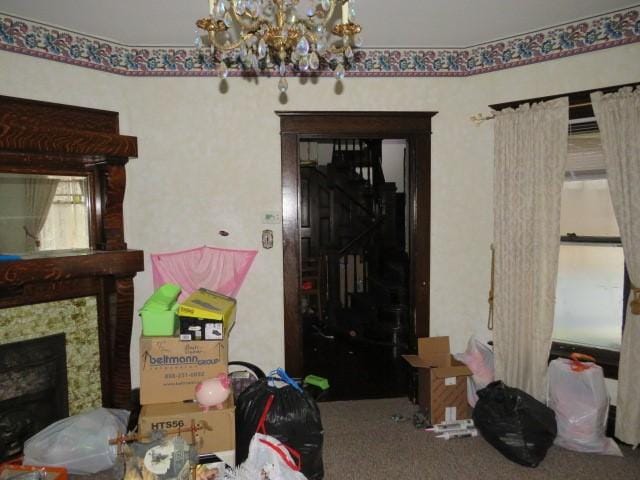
[[0, 0, 637, 48]]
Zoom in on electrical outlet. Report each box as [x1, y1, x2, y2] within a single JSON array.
[[262, 211, 281, 224]]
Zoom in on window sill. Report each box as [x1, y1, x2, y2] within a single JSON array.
[[550, 341, 619, 379]]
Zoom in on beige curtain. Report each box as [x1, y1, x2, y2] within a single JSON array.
[[493, 97, 569, 401], [23, 177, 59, 251], [591, 87, 640, 447], [40, 178, 89, 250]]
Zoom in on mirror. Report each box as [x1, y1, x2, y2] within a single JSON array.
[[0, 173, 90, 256]]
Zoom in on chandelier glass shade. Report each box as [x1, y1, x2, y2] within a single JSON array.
[[196, 0, 362, 92]]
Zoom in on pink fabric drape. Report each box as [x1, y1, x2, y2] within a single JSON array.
[[151, 246, 257, 300]]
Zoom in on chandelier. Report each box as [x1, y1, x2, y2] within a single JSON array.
[[196, 0, 362, 92]]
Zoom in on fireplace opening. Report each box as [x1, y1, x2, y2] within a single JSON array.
[[0, 333, 68, 461]]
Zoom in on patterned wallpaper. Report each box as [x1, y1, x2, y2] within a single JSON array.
[[0, 297, 102, 414], [0, 7, 638, 77]]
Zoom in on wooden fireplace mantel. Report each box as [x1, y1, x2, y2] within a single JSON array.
[[0, 95, 144, 409]]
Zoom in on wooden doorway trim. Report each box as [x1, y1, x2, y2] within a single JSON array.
[[277, 111, 436, 377]]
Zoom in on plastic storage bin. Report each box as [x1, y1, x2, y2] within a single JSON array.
[[141, 303, 179, 336], [139, 283, 181, 336]]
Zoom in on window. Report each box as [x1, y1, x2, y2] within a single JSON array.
[[552, 132, 626, 352], [553, 231, 624, 350], [39, 177, 90, 251]]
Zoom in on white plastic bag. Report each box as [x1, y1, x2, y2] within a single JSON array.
[[454, 335, 494, 407], [228, 433, 307, 480], [23, 407, 130, 474], [547, 357, 621, 456]]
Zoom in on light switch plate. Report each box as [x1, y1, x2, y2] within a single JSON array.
[[262, 211, 281, 224], [262, 229, 273, 249]]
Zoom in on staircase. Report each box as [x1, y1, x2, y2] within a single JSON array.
[[300, 140, 410, 360]]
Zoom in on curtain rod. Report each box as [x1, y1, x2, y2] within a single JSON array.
[[471, 101, 595, 125], [474, 82, 639, 125], [488, 81, 639, 113]]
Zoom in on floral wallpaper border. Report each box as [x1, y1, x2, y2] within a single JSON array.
[[0, 7, 639, 77], [0, 297, 102, 415]]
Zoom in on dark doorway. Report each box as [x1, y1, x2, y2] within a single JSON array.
[[279, 112, 435, 400]]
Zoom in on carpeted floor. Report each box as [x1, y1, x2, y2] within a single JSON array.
[[319, 398, 640, 480], [71, 397, 640, 479]]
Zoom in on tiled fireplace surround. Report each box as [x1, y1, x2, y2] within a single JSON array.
[[0, 297, 102, 414]]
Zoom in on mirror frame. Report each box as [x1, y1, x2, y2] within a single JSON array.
[[0, 95, 144, 409]]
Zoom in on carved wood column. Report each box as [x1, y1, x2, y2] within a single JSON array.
[[99, 161, 128, 251], [111, 276, 135, 408]]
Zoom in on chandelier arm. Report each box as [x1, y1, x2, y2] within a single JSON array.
[[320, 1, 340, 27], [197, 17, 245, 51], [295, 0, 348, 54], [208, 36, 244, 51], [229, 6, 263, 32], [327, 44, 347, 55]]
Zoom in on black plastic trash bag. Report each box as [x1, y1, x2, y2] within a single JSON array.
[[236, 369, 324, 479], [472, 381, 557, 467]]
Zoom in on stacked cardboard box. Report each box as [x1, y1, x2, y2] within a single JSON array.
[[177, 289, 236, 341], [137, 288, 237, 467]]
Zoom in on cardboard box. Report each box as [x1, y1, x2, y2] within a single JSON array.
[[139, 336, 228, 405], [403, 336, 472, 425], [178, 288, 236, 339], [138, 398, 235, 464]]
